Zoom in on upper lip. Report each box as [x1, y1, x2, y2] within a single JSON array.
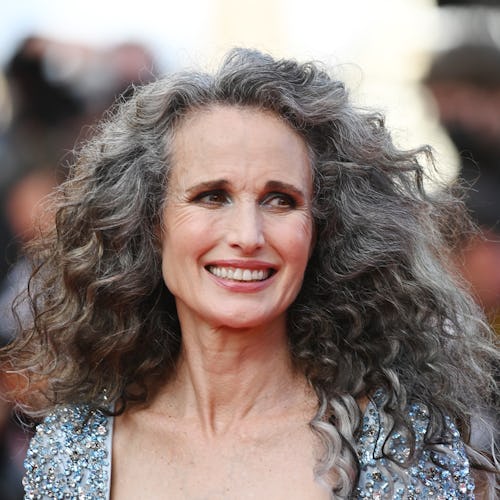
[[205, 260, 277, 270]]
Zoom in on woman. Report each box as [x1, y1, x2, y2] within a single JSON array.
[[2, 49, 498, 498]]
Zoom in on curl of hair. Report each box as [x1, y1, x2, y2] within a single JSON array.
[[2, 48, 498, 496]]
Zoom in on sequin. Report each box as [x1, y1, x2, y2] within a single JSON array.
[[355, 392, 475, 499], [23, 395, 475, 498], [23, 406, 110, 499]]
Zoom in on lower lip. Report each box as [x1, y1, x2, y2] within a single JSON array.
[[206, 269, 277, 293]]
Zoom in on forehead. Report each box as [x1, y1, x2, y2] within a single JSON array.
[[173, 104, 307, 146], [176, 104, 298, 130], [170, 105, 312, 183]]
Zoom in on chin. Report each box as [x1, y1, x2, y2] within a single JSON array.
[[208, 309, 282, 331]]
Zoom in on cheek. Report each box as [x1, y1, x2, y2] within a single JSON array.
[[163, 204, 201, 235], [271, 216, 313, 265], [163, 206, 204, 246], [160, 207, 218, 270]]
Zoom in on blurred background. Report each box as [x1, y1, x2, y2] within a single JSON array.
[[1, 0, 499, 497]]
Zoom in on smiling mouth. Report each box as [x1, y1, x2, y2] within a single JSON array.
[[206, 266, 274, 282]]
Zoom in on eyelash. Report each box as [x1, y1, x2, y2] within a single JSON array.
[[192, 190, 229, 205], [263, 192, 297, 209], [192, 190, 298, 209]]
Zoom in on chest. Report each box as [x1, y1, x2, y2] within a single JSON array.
[[110, 420, 330, 499]]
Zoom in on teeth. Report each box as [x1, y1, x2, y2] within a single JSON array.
[[208, 266, 271, 282]]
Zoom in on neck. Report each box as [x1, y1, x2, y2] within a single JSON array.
[[150, 315, 312, 437]]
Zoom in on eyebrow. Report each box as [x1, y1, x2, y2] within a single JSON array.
[[185, 179, 230, 196], [264, 180, 307, 199], [185, 179, 307, 199]]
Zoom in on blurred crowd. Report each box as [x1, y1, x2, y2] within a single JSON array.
[[1, 7, 500, 499], [423, 42, 500, 453], [425, 43, 500, 332], [0, 35, 158, 499]]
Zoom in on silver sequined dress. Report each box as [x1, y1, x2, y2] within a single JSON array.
[[23, 392, 475, 499]]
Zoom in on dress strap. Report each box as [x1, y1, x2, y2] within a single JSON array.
[[23, 406, 112, 499]]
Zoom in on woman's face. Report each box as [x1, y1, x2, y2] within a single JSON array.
[[161, 106, 314, 330]]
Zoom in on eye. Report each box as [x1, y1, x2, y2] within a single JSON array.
[[193, 190, 230, 206], [262, 192, 297, 209]]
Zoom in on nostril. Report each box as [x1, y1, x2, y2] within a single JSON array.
[[226, 210, 265, 250]]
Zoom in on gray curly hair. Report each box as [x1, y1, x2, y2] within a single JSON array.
[[3, 48, 498, 496]]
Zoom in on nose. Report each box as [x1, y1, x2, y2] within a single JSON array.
[[226, 201, 265, 253]]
